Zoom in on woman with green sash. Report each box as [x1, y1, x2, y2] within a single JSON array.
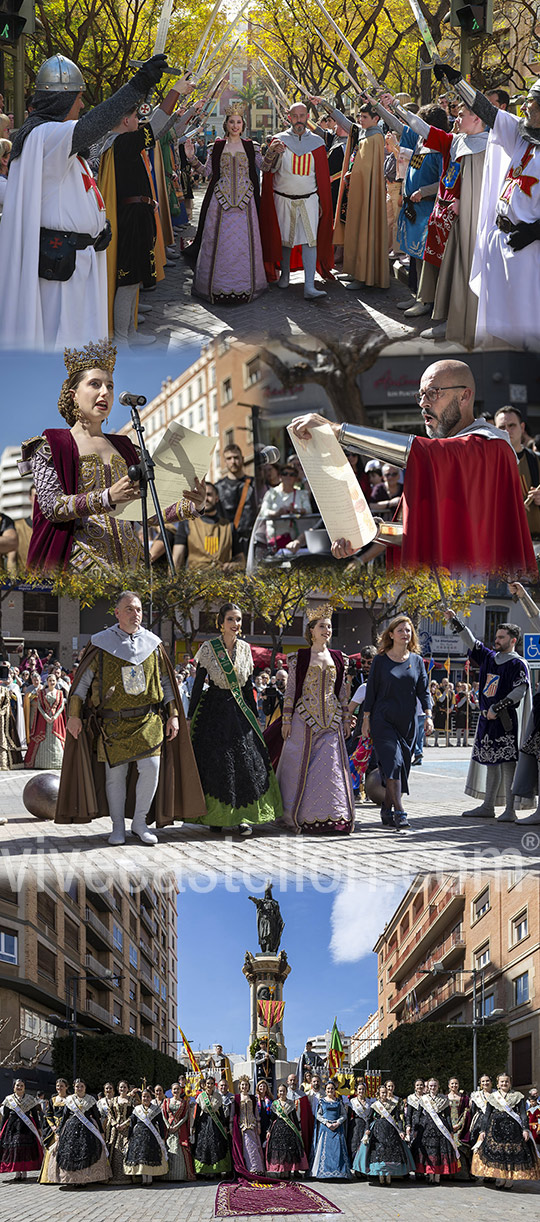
[[190, 1077, 232, 1178], [188, 603, 283, 835], [266, 1084, 309, 1177]]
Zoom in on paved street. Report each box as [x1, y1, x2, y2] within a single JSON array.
[[134, 188, 444, 347], [1, 749, 539, 887], [0, 1173, 538, 1222]]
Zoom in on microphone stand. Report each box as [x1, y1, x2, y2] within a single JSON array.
[[126, 402, 177, 625]]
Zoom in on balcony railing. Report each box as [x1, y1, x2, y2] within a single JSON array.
[[84, 952, 113, 984], [390, 930, 465, 1011], [85, 908, 114, 949], [85, 998, 114, 1026], [389, 887, 464, 982]]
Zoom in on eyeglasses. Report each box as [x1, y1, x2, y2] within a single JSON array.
[[415, 385, 468, 405]]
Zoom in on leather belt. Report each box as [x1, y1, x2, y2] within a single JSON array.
[[101, 703, 160, 721], [120, 195, 156, 207], [273, 190, 317, 199], [496, 214, 517, 234], [40, 223, 111, 252]]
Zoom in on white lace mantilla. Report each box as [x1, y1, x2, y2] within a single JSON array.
[[195, 638, 253, 689]]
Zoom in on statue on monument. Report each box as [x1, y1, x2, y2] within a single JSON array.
[[249, 882, 284, 953]]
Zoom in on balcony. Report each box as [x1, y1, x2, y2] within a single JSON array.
[[85, 998, 114, 1027], [86, 886, 117, 914], [85, 908, 114, 951], [402, 979, 466, 1024], [389, 887, 465, 984], [389, 931, 466, 1013], [139, 961, 154, 989], [140, 1001, 155, 1023], [84, 952, 113, 986], [140, 907, 157, 936]]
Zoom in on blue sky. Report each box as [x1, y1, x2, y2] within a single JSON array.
[[177, 879, 409, 1059], [0, 345, 202, 454]]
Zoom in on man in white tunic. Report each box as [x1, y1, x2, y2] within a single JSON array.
[[261, 102, 334, 300], [0, 52, 167, 350], [434, 67, 540, 350]]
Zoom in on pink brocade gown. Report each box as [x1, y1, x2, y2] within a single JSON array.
[[276, 660, 355, 834], [193, 147, 267, 304]]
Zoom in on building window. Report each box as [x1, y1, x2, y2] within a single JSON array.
[[161, 982, 167, 1001], [37, 943, 56, 983], [129, 943, 138, 969], [508, 866, 524, 889], [188, 411, 194, 429], [512, 1034, 532, 1086], [37, 892, 56, 931], [64, 916, 79, 953], [20, 1008, 55, 1041], [209, 364, 216, 387], [198, 403, 204, 423], [221, 377, 233, 405], [130, 1014, 137, 1036], [211, 390, 217, 414], [483, 993, 495, 1017], [475, 943, 490, 969], [113, 923, 123, 951], [514, 972, 529, 1006], [224, 428, 234, 448], [113, 1001, 122, 1026], [379, 978, 383, 992], [65, 878, 78, 904], [512, 911, 528, 943], [22, 590, 59, 633], [474, 888, 490, 921], [154, 972, 160, 993], [245, 357, 261, 386], [0, 928, 17, 964], [196, 376, 203, 397], [485, 606, 509, 645]]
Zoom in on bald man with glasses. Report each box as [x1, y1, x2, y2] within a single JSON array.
[[291, 359, 535, 573]]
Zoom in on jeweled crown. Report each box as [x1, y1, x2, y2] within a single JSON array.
[[306, 602, 334, 623], [224, 101, 246, 117], [63, 339, 117, 378]]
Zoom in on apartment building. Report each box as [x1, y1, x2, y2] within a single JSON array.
[[0, 869, 179, 1089], [350, 1012, 380, 1067], [374, 871, 539, 1087]]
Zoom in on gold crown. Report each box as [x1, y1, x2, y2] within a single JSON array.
[[63, 338, 117, 378], [225, 101, 246, 118], [306, 602, 334, 623]]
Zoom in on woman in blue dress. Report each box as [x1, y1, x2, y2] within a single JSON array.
[[362, 615, 433, 829], [311, 1082, 351, 1180], [355, 1084, 415, 1185]]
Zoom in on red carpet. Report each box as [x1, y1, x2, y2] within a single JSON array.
[[215, 1179, 342, 1216]]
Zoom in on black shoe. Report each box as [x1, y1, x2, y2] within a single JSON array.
[[411, 757, 422, 766], [380, 807, 393, 827]]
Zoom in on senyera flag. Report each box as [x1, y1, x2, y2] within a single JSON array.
[[178, 1025, 200, 1073], [258, 999, 285, 1029], [328, 1018, 344, 1075]]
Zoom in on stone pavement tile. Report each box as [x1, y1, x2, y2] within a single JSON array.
[[0, 1174, 539, 1221]]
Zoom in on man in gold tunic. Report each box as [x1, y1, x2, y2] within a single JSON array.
[[59, 590, 205, 843]]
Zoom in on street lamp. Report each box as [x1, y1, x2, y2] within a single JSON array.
[[418, 962, 505, 1088]]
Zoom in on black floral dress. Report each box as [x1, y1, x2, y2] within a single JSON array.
[[471, 1092, 540, 1182], [0, 1094, 43, 1172]]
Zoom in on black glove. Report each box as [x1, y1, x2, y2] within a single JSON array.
[[507, 220, 540, 251], [433, 62, 462, 85], [131, 53, 168, 94]]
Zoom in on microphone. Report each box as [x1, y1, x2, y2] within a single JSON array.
[[119, 391, 148, 408], [255, 445, 280, 465]]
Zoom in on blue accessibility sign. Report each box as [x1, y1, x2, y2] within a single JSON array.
[[524, 634, 540, 664]]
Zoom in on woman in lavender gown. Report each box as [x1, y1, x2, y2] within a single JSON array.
[[183, 104, 267, 304], [232, 1077, 265, 1178], [274, 605, 355, 834]]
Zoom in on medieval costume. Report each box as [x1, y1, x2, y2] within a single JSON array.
[[24, 683, 66, 769], [451, 620, 531, 817], [395, 124, 443, 262], [55, 622, 206, 841], [160, 128, 188, 228], [261, 125, 334, 298], [0, 684, 22, 770], [0, 1091, 43, 1177], [331, 109, 389, 288], [411, 1093, 461, 1179], [311, 1095, 351, 1179], [188, 636, 282, 831], [232, 1091, 265, 1177], [104, 1094, 133, 1182], [266, 1098, 309, 1177], [185, 138, 267, 304], [348, 1094, 370, 1164], [471, 1089, 540, 1183], [447, 1087, 472, 1178], [124, 1101, 168, 1180], [469, 1087, 492, 1146], [354, 1097, 414, 1181], [0, 53, 166, 349], [191, 1089, 232, 1177], [273, 650, 354, 833], [55, 1091, 112, 1185], [255, 1090, 273, 1147], [39, 1091, 68, 1184], [162, 1093, 195, 1181], [404, 1090, 425, 1169]]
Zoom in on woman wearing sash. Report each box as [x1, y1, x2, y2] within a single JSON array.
[[124, 1088, 168, 1184], [232, 1076, 265, 1176], [469, 1074, 493, 1150], [411, 1077, 460, 1182], [0, 1078, 43, 1180], [311, 1081, 351, 1179], [183, 105, 267, 305], [447, 1076, 472, 1178], [266, 1083, 308, 1177], [104, 1081, 133, 1183], [55, 1078, 112, 1186], [273, 606, 355, 834], [404, 1078, 425, 1174], [39, 1078, 69, 1184], [355, 1084, 413, 1184], [348, 1079, 370, 1170], [162, 1079, 195, 1181], [190, 1075, 231, 1177], [471, 1072, 540, 1187], [188, 604, 282, 835]]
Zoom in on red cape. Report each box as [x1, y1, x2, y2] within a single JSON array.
[[401, 435, 536, 573], [260, 143, 334, 281]]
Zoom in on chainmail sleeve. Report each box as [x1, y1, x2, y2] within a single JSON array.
[[32, 440, 113, 521], [71, 80, 151, 154]]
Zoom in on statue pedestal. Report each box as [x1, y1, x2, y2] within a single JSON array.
[[243, 950, 291, 1060]]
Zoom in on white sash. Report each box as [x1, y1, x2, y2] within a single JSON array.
[[371, 1100, 403, 1137], [134, 1107, 168, 1162], [492, 1093, 540, 1160], [4, 1098, 43, 1151], [65, 1098, 109, 1158], [420, 1097, 461, 1159]]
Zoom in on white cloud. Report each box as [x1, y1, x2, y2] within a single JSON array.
[[329, 880, 412, 963]]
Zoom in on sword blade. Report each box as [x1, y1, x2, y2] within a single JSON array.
[[202, 0, 250, 74], [251, 38, 309, 98], [311, 0, 382, 92], [432, 566, 449, 610], [153, 0, 175, 54], [257, 56, 289, 106], [405, 0, 442, 62], [309, 21, 366, 98], [188, 0, 225, 71]]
